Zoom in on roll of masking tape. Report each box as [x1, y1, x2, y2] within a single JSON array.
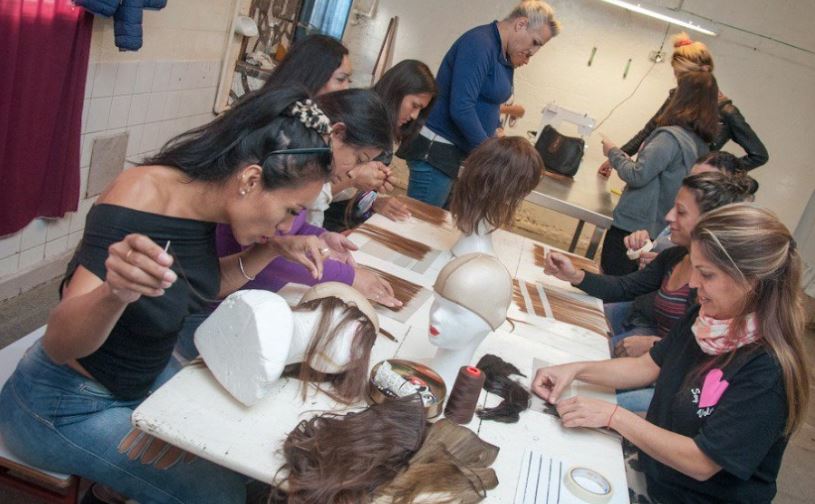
[[563, 466, 613, 503]]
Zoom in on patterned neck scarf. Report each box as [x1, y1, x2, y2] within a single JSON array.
[[692, 311, 760, 355]]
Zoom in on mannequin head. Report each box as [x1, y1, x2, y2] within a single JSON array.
[[450, 137, 542, 235], [195, 283, 379, 406], [429, 254, 513, 386], [429, 296, 492, 350]]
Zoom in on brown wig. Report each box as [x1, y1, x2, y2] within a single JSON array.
[[283, 297, 377, 404], [274, 395, 427, 504], [450, 137, 543, 235], [361, 266, 425, 312], [373, 419, 499, 503], [655, 71, 720, 143], [356, 224, 432, 260], [373, 59, 437, 144]]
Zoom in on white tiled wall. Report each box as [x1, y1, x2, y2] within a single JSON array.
[[0, 59, 220, 282]]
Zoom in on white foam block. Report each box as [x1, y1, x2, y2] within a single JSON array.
[[194, 290, 293, 406]]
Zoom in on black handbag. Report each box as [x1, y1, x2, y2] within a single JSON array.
[[534, 124, 585, 177]]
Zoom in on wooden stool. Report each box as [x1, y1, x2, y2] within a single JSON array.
[[0, 327, 80, 503]]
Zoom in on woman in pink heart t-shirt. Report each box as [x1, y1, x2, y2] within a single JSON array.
[[531, 203, 808, 503]]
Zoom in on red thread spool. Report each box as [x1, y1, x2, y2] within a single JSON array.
[[444, 365, 486, 424]]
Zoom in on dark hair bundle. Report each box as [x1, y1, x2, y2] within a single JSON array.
[[475, 354, 530, 423], [274, 395, 427, 504]]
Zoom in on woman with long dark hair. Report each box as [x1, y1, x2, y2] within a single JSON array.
[[215, 89, 402, 309], [533, 203, 808, 502], [325, 59, 438, 225], [0, 87, 335, 503], [599, 69, 719, 275], [262, 34, 352, 96]]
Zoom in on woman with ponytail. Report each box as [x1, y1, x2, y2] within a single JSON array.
[[533, 203, 808, 502], [600, 33, 768, 175], [599, 65, 720, 275]]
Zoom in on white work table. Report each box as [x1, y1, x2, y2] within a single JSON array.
[[132, 211, 627, 503]]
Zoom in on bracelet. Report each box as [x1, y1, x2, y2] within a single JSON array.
[[606, 404, 619, 429], [238, 255, 256, 281]]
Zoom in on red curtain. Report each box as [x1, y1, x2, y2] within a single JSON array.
[[0, 1, 93, 236]]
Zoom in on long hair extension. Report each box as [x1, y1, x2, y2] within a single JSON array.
[[282, 297, 377, 404], [512, 279, 528, 314], [524, 280, 547, 318], [533, 244, 599, 274], [356, 224, 432, 261], [373, 419, 499, 504], [361, 266, 424, 312], [475, 354, 530, 423], [401, 197, 451, 227], [272, 395, 427, 504], [542, 286, 609, 337]]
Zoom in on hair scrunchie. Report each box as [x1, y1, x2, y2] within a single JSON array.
[[674, 38, 694, 48], [290, 99, 332, 135]]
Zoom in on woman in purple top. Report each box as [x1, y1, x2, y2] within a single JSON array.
[[216, 89, 401, 307]]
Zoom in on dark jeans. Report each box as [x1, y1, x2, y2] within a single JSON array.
[[601, 225, 639, 276], [406, 159, 454, 208], [0, 340, 246, 503]]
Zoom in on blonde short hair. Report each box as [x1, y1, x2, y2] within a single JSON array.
[[504, 0, 561, 36]]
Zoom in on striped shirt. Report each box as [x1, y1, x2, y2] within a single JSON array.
[[653, 273, 692, 338]]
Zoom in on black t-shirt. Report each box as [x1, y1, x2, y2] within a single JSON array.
[[67, 204, 219, 400], [642, 305, 788, 503]]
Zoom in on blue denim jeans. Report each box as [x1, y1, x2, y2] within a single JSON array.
[[604, 301, 657, 413], [604, 301, 656, 349], [0, 340, 246, 504], [406, 159, 454, 207]]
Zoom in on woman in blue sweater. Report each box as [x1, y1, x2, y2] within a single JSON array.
[[396, 0, 560, 207]]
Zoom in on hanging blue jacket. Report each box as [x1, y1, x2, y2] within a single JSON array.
[[76, 0, 167, 52]]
